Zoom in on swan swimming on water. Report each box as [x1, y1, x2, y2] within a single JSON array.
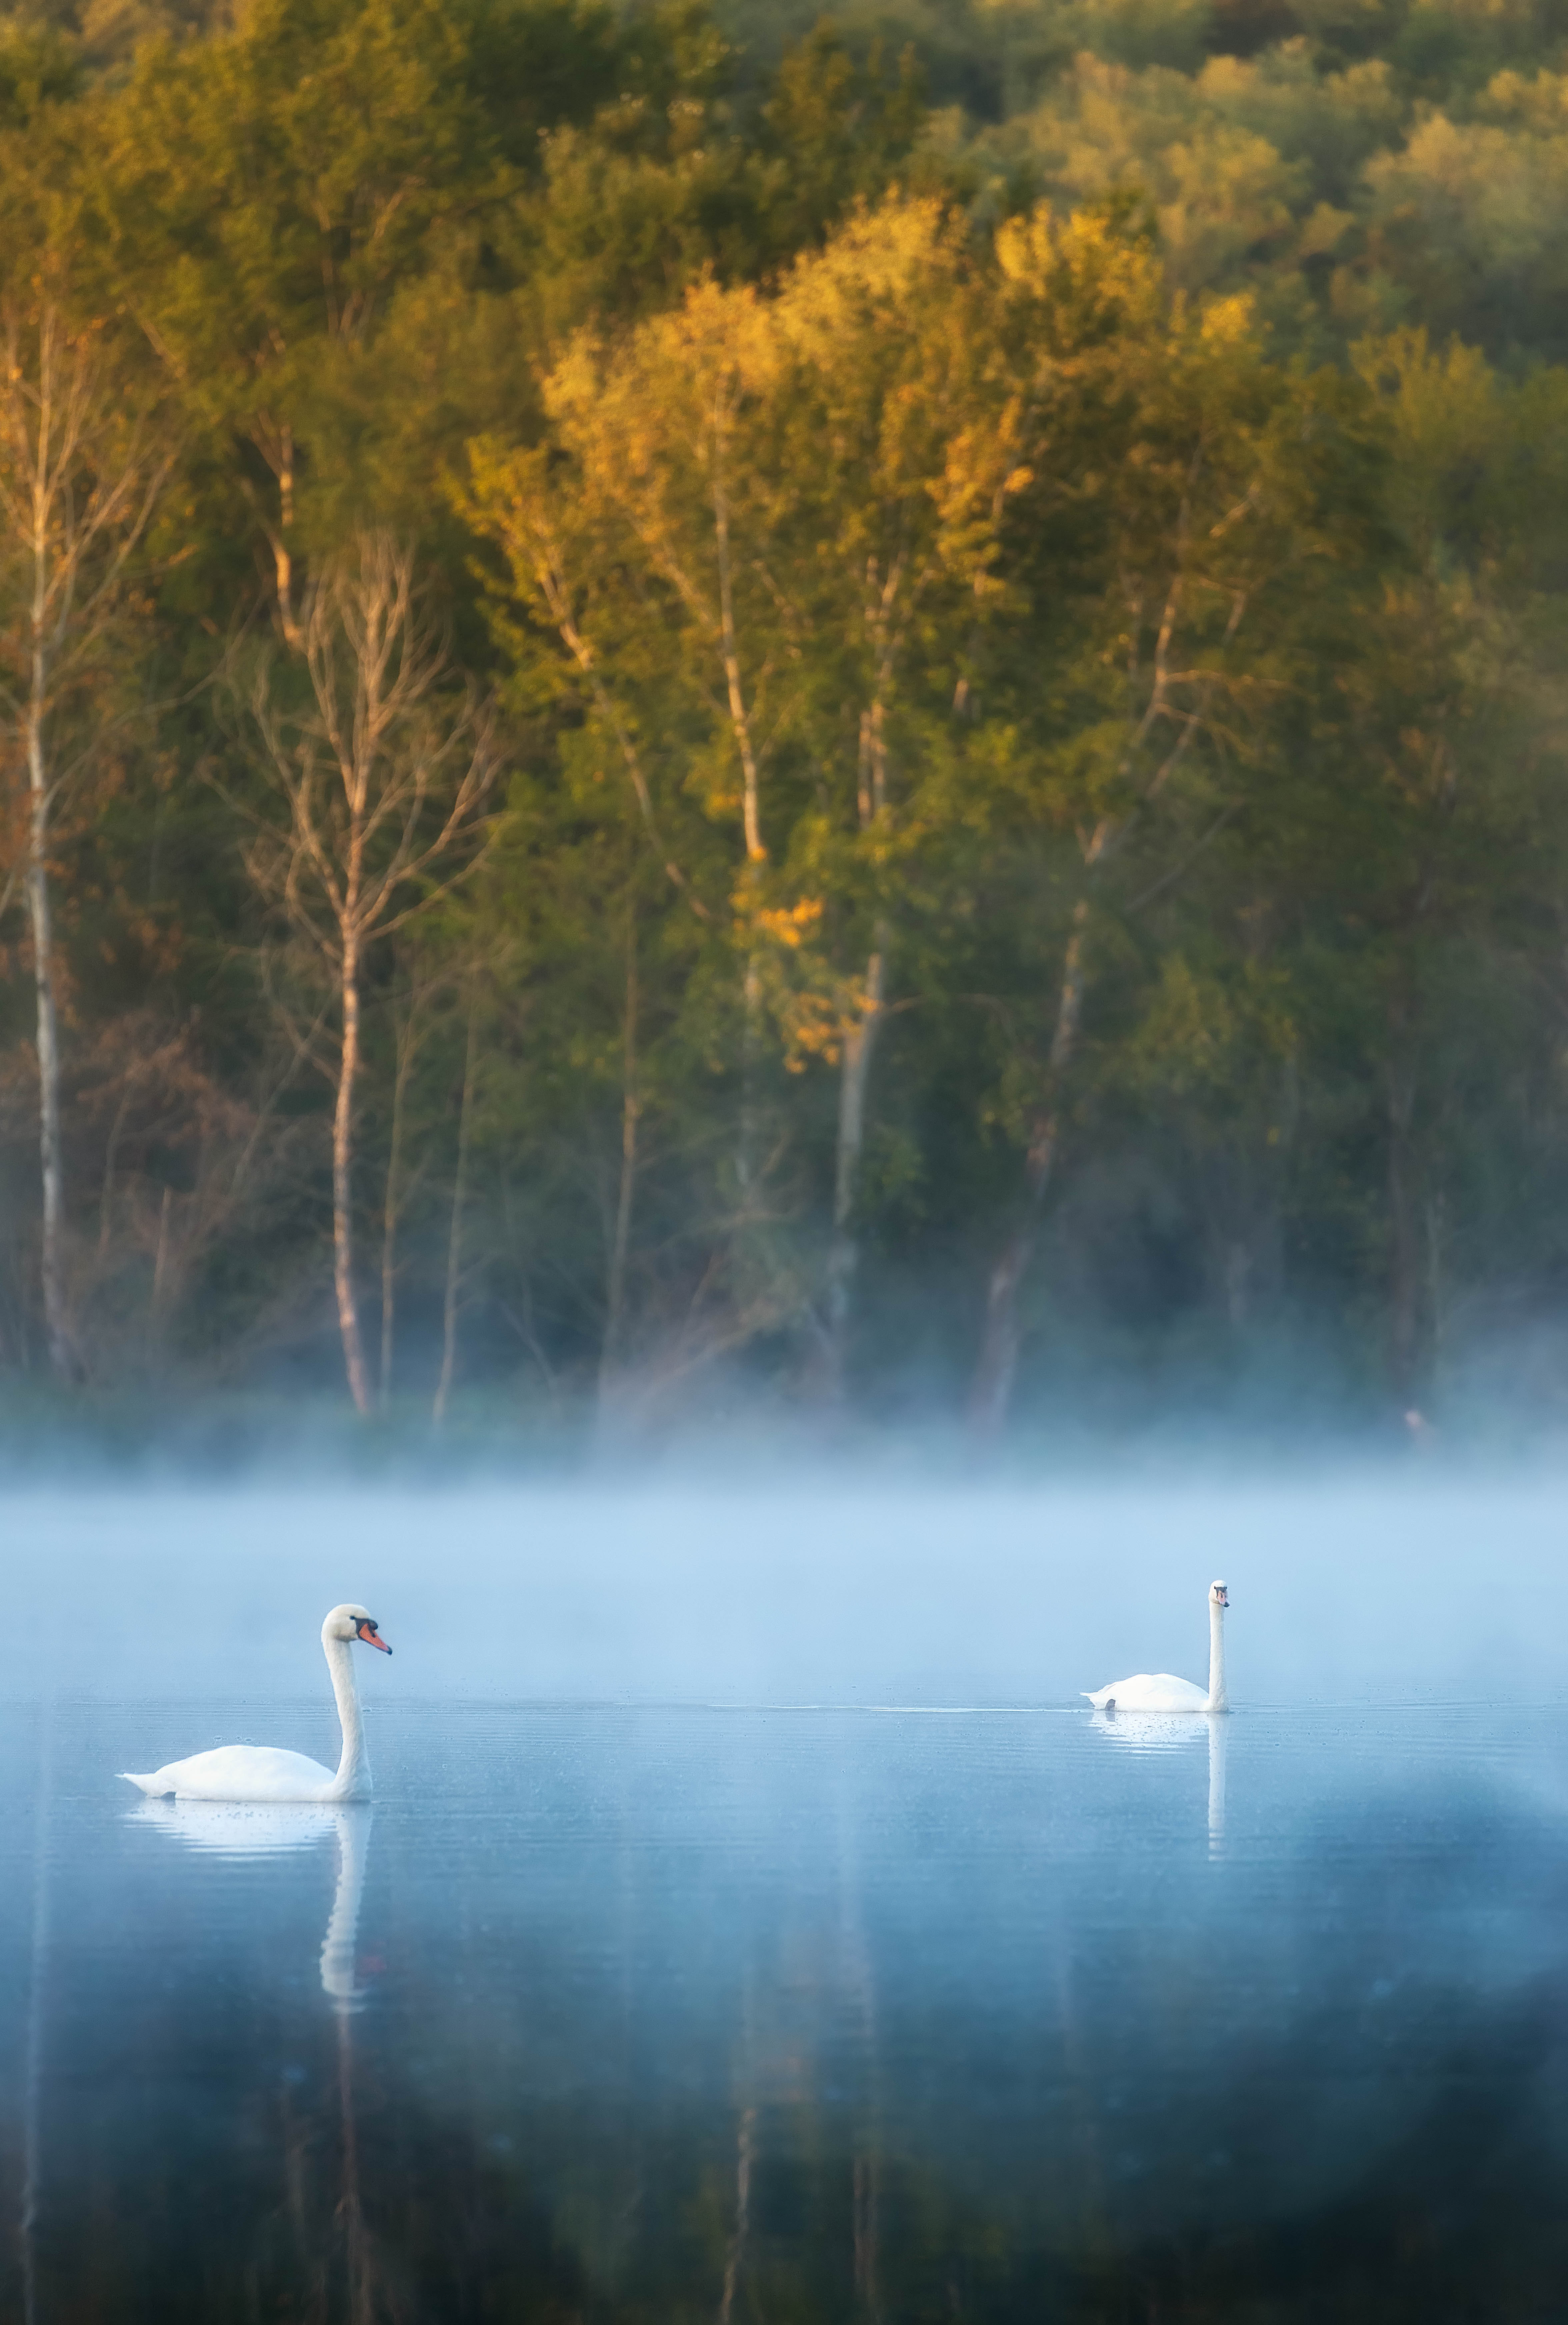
[[1085, 1580, 1230, 1715], [119, 1604, 392, 1803]]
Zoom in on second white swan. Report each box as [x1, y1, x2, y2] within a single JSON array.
[[1084, 1580, 1229, 1714], [119, 1603, 392, 1802]]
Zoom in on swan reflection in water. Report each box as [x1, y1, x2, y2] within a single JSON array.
[[1090, 1707, 1229, 1851], [131, 1797, 374, 2006], [130, 1800, 383, 2311]]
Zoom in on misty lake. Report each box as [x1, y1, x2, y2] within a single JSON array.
[[5, 1692, 1568, 2323]]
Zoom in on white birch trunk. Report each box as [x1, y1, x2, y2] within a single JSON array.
[[249, 534, 496, 1422], [24, 505, 71, 1381], [433, 1001, 477, 1426], [333, 928, 372, 1416], [599, 918, 639, 1396], [711, 435, 769, 1199], [968, 897, 1091, 1437], [821, 667, 899, 1397], [377, 1001, 416, 1413], [0, 304, 172, 1382], [823, 942, 886, 1401]]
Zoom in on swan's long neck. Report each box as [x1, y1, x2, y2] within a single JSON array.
[[1207, 1599, 1228, 1713], [324, 1635, 371, 1801]]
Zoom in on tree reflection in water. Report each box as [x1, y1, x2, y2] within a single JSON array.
[[3, 1703, 1567, 2322]]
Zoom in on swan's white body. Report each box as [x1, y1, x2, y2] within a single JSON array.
[[119, 1604, 391, 1803], [1085, 1581, 1229, 1715]]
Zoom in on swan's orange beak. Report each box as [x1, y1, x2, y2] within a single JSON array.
[[357, 1621, 392, 1654]]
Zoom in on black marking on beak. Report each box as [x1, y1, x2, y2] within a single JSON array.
[[356, 1619, 392, 1654]]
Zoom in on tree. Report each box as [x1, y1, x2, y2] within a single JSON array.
[[466, 274, 822, 1379], [0, 295, 173, 1378], [1232, 332, 1568, 1407], [243, 531, 497, 1412], [964, 217, 1383, 1433], [468, 195, 1026, 1395], [758, 197, 1026, 1393]]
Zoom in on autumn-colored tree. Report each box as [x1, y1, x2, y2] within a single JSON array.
[[468, 195, 1027, 1388], [0, 0, 1565, 1431]]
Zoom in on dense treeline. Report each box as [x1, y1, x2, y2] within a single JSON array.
[[1, 0, 1566, 1435]]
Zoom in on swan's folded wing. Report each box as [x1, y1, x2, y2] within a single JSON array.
[[132, 1744, 338, 1802], [1086, 1672, 1156, 1709], [1110, 1672, 1210, 1712], [1086, 1672, 1210, 1712]]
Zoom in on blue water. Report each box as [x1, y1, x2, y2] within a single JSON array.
[[4, 1699, 1566, 2320]]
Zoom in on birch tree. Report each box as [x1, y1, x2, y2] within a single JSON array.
[[468, 199, 1025, 1394], [766, 198, 1026, 1392], [245, 531, 497, 1414], [0, 299, 174, 1380], [467, 283, 831, 1383], [967, 226, 1378, 1433], [432, 988, 479, 1426], [539, 282, 796, 1207]]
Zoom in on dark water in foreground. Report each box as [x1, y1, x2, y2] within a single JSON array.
[[3, 1703, 1567, 2323]]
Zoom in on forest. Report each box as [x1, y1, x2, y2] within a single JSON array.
[[1, 0, 1567, 1444]]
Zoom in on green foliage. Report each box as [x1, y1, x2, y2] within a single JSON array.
[[0, 0, 1566, 1430], [0, 21, 80, 122]]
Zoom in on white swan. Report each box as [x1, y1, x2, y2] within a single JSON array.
[[118, 1604, 392, 1802], [1084, 1580, 1229, 1714]]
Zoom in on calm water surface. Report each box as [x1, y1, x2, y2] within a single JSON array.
[[3, 1702, 1566, 2322]]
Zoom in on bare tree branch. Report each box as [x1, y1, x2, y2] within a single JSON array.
[[242, 530, 500, 1412]]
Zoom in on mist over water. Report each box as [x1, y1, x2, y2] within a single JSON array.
[[6, 1467, 1568, 2322], [4, 1467, 1565, 1708]]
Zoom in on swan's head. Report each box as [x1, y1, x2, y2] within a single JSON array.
[[1210, 1580, 1229, 1611], [323, 1603, 392, 1655]]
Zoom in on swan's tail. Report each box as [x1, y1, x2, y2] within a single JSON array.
[[118, 1771, 171, 1796]]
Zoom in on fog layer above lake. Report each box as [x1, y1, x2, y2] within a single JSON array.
[[0, 1472, 1552, 1710]]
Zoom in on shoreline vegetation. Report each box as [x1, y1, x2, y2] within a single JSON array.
[[3, 0, 1568, 1444]]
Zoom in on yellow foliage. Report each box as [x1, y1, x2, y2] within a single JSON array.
[[1199, 291, 1255, 345], [755, 899, 824, 950], [776, 991, 850, 1071], [769, 195, 963, 364], [994, 200, 1164, 326]]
